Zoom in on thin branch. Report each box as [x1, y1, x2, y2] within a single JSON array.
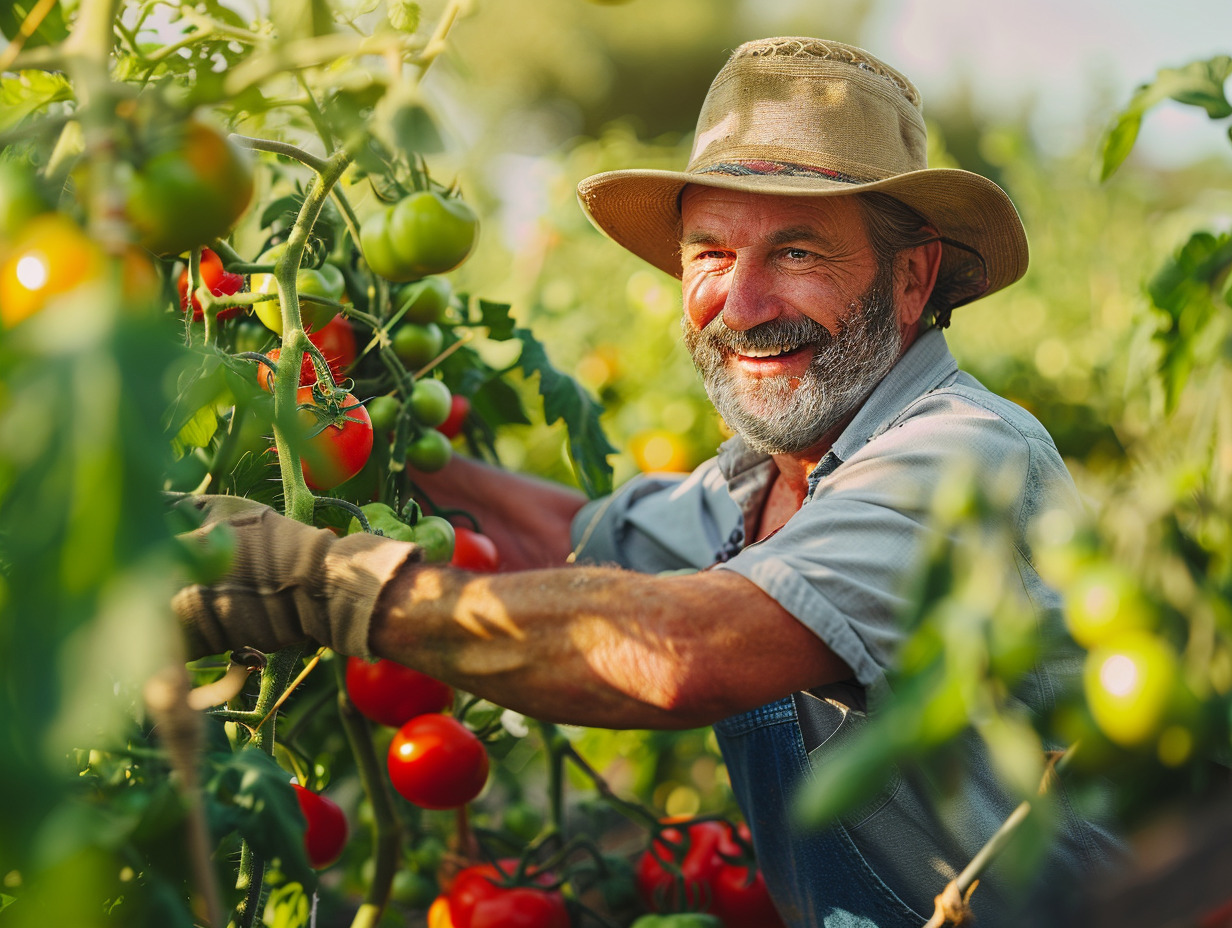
[[230, 134, 330, 174]]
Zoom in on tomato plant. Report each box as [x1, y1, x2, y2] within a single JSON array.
[[126, 118, 254, 256], [387, 714, 490, 810], [361, 190, 479, 282], [293, 387, 374, 490], [451, 526, 501, 573], [251, 244, 345, 335], [292, 784, 349, 870], [346, 656, 455, 728]]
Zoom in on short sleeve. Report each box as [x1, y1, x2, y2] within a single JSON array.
[[570, 461, 742, 573]]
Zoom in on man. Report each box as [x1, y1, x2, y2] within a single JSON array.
[[175, 38, 1120, 927]]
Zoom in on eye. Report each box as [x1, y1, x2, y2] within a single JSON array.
[[782, 247, 815, 262]]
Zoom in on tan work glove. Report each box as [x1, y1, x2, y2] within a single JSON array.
[[171, 495, 421, 658]]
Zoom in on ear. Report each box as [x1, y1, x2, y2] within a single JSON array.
[[894, 234, 943, 328]]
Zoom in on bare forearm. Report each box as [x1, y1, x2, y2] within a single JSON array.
[[369, 563, 851, 730]]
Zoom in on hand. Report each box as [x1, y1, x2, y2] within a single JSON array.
[[171, 495, 421, 658]]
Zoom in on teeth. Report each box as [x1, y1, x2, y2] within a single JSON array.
[[741, 346, 796, 358]]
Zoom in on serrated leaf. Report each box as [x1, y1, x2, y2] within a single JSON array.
[[513, 328, 615, 497], [478, 299, 516, 340], [387, 0, 420, 33], [0, 71, 74, 133], [0, 2, 69, 49], [204, 747, 315, 886], [472, 372, 530, 426]]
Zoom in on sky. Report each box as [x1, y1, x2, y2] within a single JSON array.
[[859, 0, 1232, 166]]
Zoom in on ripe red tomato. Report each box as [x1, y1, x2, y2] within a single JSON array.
[[345, 656, 454, 728], [177, 247, 245, 321], [436, 394, 471, 439], [293, 387, 373, 490], [307, 314, 357, 382], [637, 820, 783, 927], [386, 714, 489, 810], [291, 784, 348, 869], [257, 347, 332, 392], [451, 526, 500, 573], [447, 861, 567, 928]]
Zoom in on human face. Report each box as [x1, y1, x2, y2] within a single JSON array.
[[679, 187, 906, 455]]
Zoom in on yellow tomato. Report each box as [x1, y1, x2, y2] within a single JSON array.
[[1065, 565, 1152, 648], [0, 213, 104, 328], [1083, 630, 1177, 747]]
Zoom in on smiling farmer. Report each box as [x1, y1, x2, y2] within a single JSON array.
[[173, 37, 1123, 927]]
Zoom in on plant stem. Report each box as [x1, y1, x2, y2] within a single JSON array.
[[231, 135, 330, 174], [230, 646, 310, 928], [332, 659, 402, 928]]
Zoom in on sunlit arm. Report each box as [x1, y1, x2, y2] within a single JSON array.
[[369, 563, 852, 730]]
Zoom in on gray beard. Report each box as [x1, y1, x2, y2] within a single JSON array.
[[682, 266, 903, 455]]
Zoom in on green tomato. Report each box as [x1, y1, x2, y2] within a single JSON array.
[[392, 322, 443, 369], [366, 395, 401, 433], [387, 191, 478, 278], [501, 801, 544, 842], [0, 160, 51, 239], [398, 276, 453, 324], [359, 206, 409, 281], [348, 502, 417, 541], [409, 515, 455, 563], [409, 379, 452, 428], [629, 915, 725, 928], [405, 429, 453, 473], [251, 245, 344, 335]]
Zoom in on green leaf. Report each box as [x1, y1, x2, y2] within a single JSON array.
[[391, 100, 443, 155], [204, 747, 315, 886], [1149, 231, 1232, 315], [387, 0, 420, 33], [1098, 110, 1142, 182], [265, 881, 311, 928], [172, 403, 219, 457], [0, 71, 74, 134], [0, 893, 14, 913], [0, 2, 69, 49], [1158, 55, 1232, 118], [513, 328, 615, 497], [478, 299, 516, 341]]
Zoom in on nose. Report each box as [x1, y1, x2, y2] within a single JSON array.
[[719, 257, 780, 332]]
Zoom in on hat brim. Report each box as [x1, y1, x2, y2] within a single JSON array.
[[576, 167, 1028, 309]]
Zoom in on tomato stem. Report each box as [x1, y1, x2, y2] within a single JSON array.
[[331, 658, 403, 928]]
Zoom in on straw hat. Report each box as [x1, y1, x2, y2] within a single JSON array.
[[576, 37, 1028, 312]]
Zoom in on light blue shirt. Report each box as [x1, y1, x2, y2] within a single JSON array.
[[572, 328, 1122, 925]]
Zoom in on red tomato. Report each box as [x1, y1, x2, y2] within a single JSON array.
[[451, 526, 500, 573], [307, 314, 357, 382], [387, 714, 489, 810], [177, 247, 245, 321], [257, 347, 333, 392], [436, 393, 471, 439], [294, 387, 373, 490], [448, 862, 566, 928], [291, 784, 348, 869], [637, 820, 783, 927], [345, 656, 454, 728]]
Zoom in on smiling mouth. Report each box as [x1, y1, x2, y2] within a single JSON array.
[[734, 344, 809, 360]]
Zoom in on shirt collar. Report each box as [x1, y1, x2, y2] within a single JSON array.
[[716, 327, 959, 492]]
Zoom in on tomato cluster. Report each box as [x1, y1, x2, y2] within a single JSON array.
[[360, 190, 479, 283], [637, 820, 784, 928], [429, 860, 569, 928]]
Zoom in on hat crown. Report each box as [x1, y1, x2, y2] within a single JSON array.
[[687, 37, 928, 185]]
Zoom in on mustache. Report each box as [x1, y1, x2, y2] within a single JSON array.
[[690, 315, 835, 354]]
